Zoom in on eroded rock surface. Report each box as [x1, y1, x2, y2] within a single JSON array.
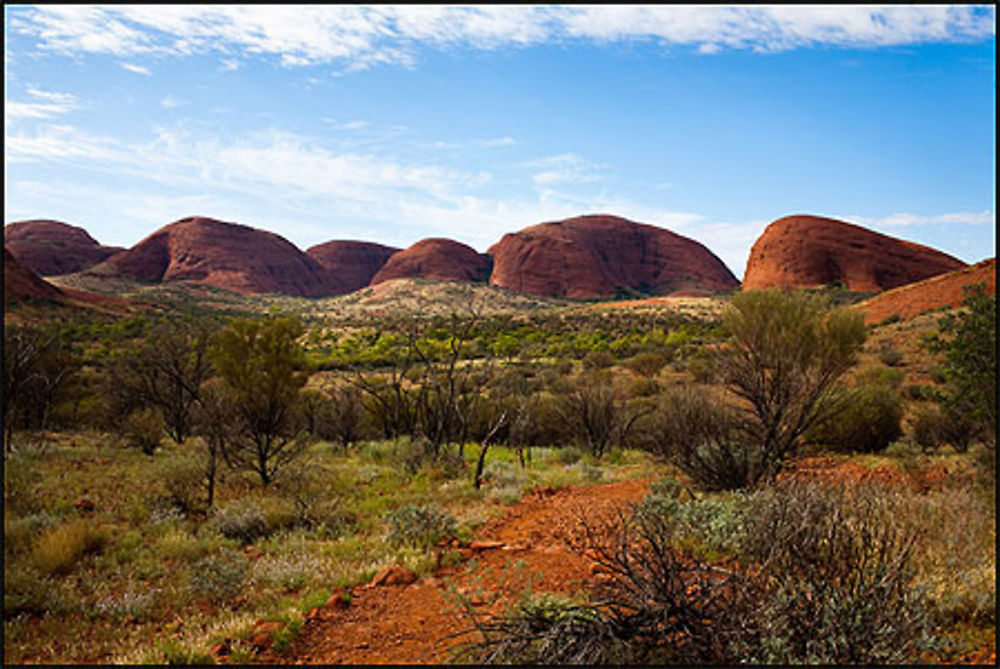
[[743, 214, 966, 292], [488, 214, 739, 299]]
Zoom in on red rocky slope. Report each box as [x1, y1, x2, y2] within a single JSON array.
[[306, 240, 400, 295], [104, 216, 329, 296], [488, 214, 739, 299], [743, 215, 966, 292], [4, 219, 123, 276], [857, 257, 995, 325], [369, 238, 491, 285], [4, 247, 67, 306]]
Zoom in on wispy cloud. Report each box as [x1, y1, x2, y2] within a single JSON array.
[[121, 62, 151, 75], [160, 94, 186, 108], [5, 88, 78, 121], [9, 5, 995, 72], [525, 153, 605, 186], [848, 210, 995, 227]]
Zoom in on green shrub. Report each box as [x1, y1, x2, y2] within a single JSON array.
[[159, 449, 208, 514], [582, 351, 614, 370], [738, 479, 932, 664], [124, 407, 165, 455], [554, 446, 583, 465], [212, 499, 269, 544], [625, 352, 666, 378], [877, 345, 904, 367], [189, 547, 249, 603], [912, 405, 981, 453], [804, 384, 903, 453], [385, 504, 456, 551], [32, 519, 110, 575], [95, 588, 156, 622]]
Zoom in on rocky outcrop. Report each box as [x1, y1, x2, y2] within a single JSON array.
[[104, 216, 329, 296], [4, 219, 123, 276], [743, 215, 966, 292], [4, 247, 67, 306], [487, 214, 739, 299], [306, 240, 400, 295], [857, 258, 995, 325], [369, 238, 491, 285]]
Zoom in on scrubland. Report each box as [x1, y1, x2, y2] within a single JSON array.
[[3, 281, 995, 664]]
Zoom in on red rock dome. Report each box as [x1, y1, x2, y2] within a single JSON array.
[[488, 214, 739, 299], [4, 219, 123, 276], [105, 216, 329, 296], [369, 238, 491, 285], [743, 215, 966, 292]]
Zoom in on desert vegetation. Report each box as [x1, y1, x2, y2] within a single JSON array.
[[3, 283, 995, 664]]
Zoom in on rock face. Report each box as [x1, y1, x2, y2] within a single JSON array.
[[488, 214, 739, 299], [105, 216, 329, 296], [857, 258, 995, 326], [4, 219, 123, 276], [369, 238, 491, 285], [4, 247, 66, 305], [306, 240, 400, 295], [743, 215, 966, 292]]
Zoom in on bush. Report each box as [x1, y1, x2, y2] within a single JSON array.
[[642, 388, 757, 491], [32, 519, 110, 575], [212, 499, 270, 544], [877, 345, 904, 367], [738, 479, 932, 664], [912, 405, 980, 453], [159, 449, 209, 514], [189, 547, 248, 603], [582, 351, 614, 370], [625, 352, 666, 378], [124, 407, 165, 455], [461, 478, 933, 664], [385, 504, 456, 551], [804, 384, 903, 453]]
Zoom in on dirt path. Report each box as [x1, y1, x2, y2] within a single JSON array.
[[255, 478, 650, 665]]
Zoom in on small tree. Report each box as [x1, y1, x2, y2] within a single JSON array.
[[926, 283, 996, 447], [710, 289, 866, 487], [556, 374, 649, 458], [113, 317, 215, 445], [210, 315, 309, 485], [3, 325, 78, 449]]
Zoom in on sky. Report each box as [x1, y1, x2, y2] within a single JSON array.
[[4, 5, 996, 279]]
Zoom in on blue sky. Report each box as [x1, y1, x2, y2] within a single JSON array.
[[4, 5, 996, 278]]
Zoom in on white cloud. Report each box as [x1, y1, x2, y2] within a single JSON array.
[[5, 88, 78, 121], [121, 62, 151, 75], [525, 153, 605, 186], [9, 5, 994, 71], [847, 210, 995, 227], [160, 94, 186, 108]]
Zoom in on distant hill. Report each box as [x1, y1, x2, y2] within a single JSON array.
[[488, 214, 739, 299], [4, 219, 123, 276], [370, 238, 491, 285], [743, 214, 966, 292], [101, 216, 330, 296], [4, 247, 67, 305], [307, 240, 400, 295]]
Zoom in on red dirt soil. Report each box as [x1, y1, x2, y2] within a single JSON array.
[[251, 479, 650, 665], [856, 257, 996, 326]]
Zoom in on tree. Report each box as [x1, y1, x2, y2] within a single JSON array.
[[556, 373, 650, 458], [707, 289, 866, 487], [113, 317, 215, 445], [3, 325, 78, 449], [927, 283, 996, 446], [210, 315, 309, 485]]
